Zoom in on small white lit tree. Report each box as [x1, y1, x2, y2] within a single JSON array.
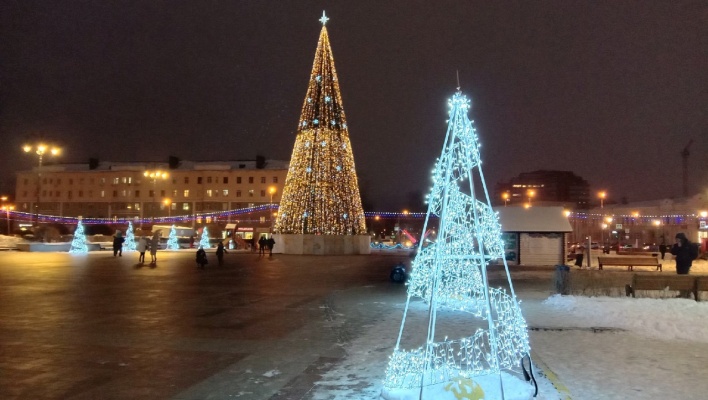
[[69, 219, 88, 254], [166, 225, 180, 250], [199, 226, 210, 249]]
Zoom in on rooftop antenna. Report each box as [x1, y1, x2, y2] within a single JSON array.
[[456, 70, 461, 91]]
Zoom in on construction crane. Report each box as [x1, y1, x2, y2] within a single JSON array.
[[681, 139, 693, 197]]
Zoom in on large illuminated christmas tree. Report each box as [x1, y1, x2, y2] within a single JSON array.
[[382, 91, 534, 399], [274, 11, 366, 235]]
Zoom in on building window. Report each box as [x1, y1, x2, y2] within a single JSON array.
[[236, 190, 242, 197], [206, 189, 213, 197], [100, 190, 105, 198], [160, 190, 165, 197], [260, 216, 266, 223], [222, 189, 228, 196], [207, 177, 212, 184], [135, 190, 140, 198], [223, 177, 228, 184], [122, 190, 128, 197], [183, 203, 190, 210], [184, 190, 189, 198], [260, 190, 266, 197], [184, 177, 189, 184], [249, 177, 254, 184], [69, 179, 74, 185], [272, 176, 278, 183], [112, 190, 118, 198], [56, 191, 60, 197], [78, 191, 83, 198], [197, 177, 203, 184], [113, 177, 119, 184], [100, 178, 105, 184], [237, 177, 242, 184], [172, 190, 178, 197], [149, 190, 154, 198], [260, 177, 266, 184], [135, 203, 141, 211], [248, 189, 254, 197], [68, 191, 73, 199]]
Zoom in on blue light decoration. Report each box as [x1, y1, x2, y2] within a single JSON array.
[[69, 219, 88, 254], [382, 91, 533, 398], [199, 226, 210, 249], [124, 221, 137, 252], [166, 225, 180, 250]]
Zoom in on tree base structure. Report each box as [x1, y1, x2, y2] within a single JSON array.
[[272, 234, 371, 255]]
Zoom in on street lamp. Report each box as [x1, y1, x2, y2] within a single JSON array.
[[163, 198, 172, 218], [143, 170, 168, 220], [1, 202, 14, 235], [598, 191, 606, 209], [23, 143, 61, 223], [526, 189, 535, 206], [502, 192, 510, 207], [268, 186, 277, 232]]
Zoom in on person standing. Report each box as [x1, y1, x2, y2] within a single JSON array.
[[266, 236, 275, 257], [659, 241, 668, 260], [150, 231, 161, 264], [258, 235, 267, 256], [216, 240, 227, 266], [113, 230, 125, 257], [573, 244, 584, 268], [137, 236, 148, 264], [671, 233, 697, 275], [196, 247, 208, 269]]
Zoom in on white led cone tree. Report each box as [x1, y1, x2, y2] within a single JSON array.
[[383, 91, 532, 398]]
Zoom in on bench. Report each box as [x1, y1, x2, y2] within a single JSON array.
[[616, 250, 660, 257], [626, 274, 708, 301], [597, 256, 662, 271]]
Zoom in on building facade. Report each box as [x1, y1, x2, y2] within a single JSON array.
[[15, 158, 288, 224], [495, 170, 590, 209]]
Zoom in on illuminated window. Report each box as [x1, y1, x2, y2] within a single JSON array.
[[100, 190, 105, 198], [113, 177, 119, 184], [248, 189, 254, 197], [172, 190, 177, 197], [206, 189, 213, 197], [222, 189, 228, 196], [182, 203, 190, 210], [184, 190, 189, 198]]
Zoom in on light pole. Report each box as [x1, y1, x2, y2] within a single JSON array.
[[1, 196, 13, 235], [163, 198, 172, 218], [143, 170, 168, 221], [502, 192, 510, 207], [526, 189, 535, 207], [23, 143, 60, 224], [598, 191, 606, 209], [269, 186, 276, 232]]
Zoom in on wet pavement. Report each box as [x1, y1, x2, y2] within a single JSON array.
[[0, 250, 416, 400]]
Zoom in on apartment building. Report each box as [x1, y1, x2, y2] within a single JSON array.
[[15, 157, 288, 221]]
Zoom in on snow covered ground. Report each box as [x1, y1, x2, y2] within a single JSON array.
[[311, 259, 708, 399]]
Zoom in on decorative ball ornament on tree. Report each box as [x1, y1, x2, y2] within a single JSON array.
[[199, 226, 210, 249], [124, 221, 137, 252], [382, 90, 534, 399], [274, 11, 366, 235], [69, 219, 88, 254], [166, 225, 180, 250]]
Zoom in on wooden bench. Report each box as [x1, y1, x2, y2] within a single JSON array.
[[626, 274, 708, 301], [598, 256, 662, 271], [616, 250, 660, 257]]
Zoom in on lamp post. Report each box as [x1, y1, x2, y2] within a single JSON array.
[[526, 189, 535, 207], [268, 186, 277, 232], [23, 143, 60, 224], [143, 170, 168, 221], [1, 196, 13, 235], [163, 198, 172, 218], [502, 192, 510, 207], [598, 191, 606, 209]]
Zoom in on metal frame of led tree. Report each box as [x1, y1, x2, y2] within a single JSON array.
[[384, 91, 530, 396]]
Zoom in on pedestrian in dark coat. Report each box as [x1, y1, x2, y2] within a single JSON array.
[[266, 236, 275, 257], [659, 242, 668, 260], [113, 231, 125, 257], [671, 233, 696, 275], [196, 247, 208, 269], [216, 241, 227, 266], [258, 235, 267, 256]]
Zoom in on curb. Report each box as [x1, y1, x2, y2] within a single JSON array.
[[531, 350, 573, 399]]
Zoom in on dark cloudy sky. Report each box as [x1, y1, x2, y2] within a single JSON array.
[[1, 1, 706, 211]]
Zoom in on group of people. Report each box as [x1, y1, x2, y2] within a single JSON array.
[[195, 240, 229, 269], [112, 231, 161, 264], [258, 235, 275, 256]]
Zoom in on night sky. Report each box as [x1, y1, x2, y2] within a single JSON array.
[[1, 1, 705, 211]]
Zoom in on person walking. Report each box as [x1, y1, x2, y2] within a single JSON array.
[[216, 240, 227, 266], [150, 231, 161, 264], [671, 232, 698, 298], [137, 236, 148, 264], [573, 244, 584, 268], [258, 235, 267, 256], [266, 236, 275, 257], [113, 230, 125, 257], [196, 247, 208, 269]]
